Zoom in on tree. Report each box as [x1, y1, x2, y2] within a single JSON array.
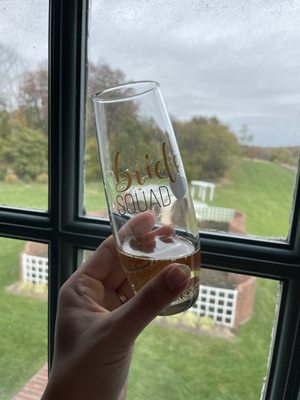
[[174, 116, 240, 182], [17, 67, 48, 133], [85, 62, 126, 138], [238, 124, 253, 146], [269, 147, 294, 165], [85, 63, 161, 182], [0, 42, 24, 111], [0, 43, 24, 142], [0, 126, 47, 180]]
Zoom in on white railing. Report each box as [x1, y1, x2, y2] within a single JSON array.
[[193, 203, 235, 223], [191, 285, 238, 328], [22, 254, 48, 285], [191, 180, 216, 202]]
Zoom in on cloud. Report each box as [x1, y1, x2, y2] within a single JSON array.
[[89, 0, 300, 146], [1, 0, 299, 147], [0, 1, 48, 68]]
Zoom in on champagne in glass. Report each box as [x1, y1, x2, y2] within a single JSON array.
[[93, 81, 200, 315]]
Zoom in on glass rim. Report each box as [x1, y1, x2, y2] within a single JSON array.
[[92, 80, 160, 104]]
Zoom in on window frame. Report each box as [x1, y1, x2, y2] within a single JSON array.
[[0, 1, 299, 398]]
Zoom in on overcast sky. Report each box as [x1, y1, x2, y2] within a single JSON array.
[[1, 0, 300, 147]]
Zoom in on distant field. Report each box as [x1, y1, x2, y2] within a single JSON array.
[[0, 160, 296, 238], [212, 159, 296, 238], [0, 182, 48, 210], [0, 181, 106, 213]]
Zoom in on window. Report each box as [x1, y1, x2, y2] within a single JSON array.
[[0, 1, 48, 210], [1, 1, 300, 399], [0, 238, 48, 399]]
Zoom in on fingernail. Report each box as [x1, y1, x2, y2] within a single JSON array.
[[165, 264, 191, 291]]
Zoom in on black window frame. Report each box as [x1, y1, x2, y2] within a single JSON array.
[[0, 1, 300, 399]]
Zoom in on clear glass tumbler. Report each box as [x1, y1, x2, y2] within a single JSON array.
[[93, 81, 200, 315]]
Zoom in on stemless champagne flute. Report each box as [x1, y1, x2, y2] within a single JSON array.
[[93, 81, 200, 315]]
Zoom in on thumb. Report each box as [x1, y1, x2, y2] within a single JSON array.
[[115, 263, 191, 341]]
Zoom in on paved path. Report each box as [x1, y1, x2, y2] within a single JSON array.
[[12, 364, 48, 400]]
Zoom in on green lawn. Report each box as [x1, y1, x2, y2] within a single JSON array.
[[84, 181, 107, 213], [0, 182, 48, 210], [0, 235, 278, 399], [0, 238, 47, 400], [0, 160, 295, 239], [0, 181, 106, 214], [128, 279, 278, 400], [212, 159, 296, 238], [0, 160, 290, 398]]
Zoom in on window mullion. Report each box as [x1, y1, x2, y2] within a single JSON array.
[[263, 279, 300, 399], [48, 0, 88, 366], [0, 207, 50, 241]]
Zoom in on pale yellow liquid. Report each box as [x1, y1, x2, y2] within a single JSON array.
[[118, 235, 201, 315]]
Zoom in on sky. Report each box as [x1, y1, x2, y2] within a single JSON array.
[[1, 0, 300, 147]]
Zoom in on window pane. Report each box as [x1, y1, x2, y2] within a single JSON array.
[[129, 271, 278, 400], [79, 246, 279, 399], [0, 1, 48, 210], [84, 1, 299, 240], [0, 237, 48, 399]]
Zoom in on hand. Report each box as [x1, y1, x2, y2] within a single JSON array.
[[42, 212, 191, 400]]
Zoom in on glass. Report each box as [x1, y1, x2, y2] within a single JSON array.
[[85, 0, 300, 240], [0, 1, 48, 210], [93, 81, 201, 315], [0, 237, 48, 399]]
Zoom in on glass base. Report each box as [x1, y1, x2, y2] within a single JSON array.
[[159, 286, 199, 316]]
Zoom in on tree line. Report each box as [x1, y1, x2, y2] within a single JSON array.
[[0, 52, 240, 183]]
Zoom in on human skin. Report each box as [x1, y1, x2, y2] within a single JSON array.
[[41, 212, 191, 400]]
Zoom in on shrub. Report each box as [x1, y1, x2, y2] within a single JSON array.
[[4, 172, 19, 183], [0, 167, 6, 181], [36, 173, 48, 184], [0, 126, 47, 180], [85, 135, 101, 182]]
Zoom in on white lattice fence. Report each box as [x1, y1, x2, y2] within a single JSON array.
[[194, 204, 235, 223], [191, 285, 238, 328], [22, 254, 48, 285]]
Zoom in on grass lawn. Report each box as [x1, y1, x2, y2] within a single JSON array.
[[0, 238, 47, 400], [84, 181, 107, 214], [212, 159, 296, 238], [0, 160, 295, 239], [0, 159, 289, 398], [128, 278, 278, 400], [0, 181, 107, 215], [0, 182, 48, 210]]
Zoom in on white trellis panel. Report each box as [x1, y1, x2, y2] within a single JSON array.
[[193, 204, 235, 223], [191, 285, 238, 328], [22, 254, 48, 285]]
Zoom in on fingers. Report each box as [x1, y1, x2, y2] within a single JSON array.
[[113, 263, 191, 342], [119, 211, 156, 240], [79, 211, 156, 280], [79, 211, 174, 282], [77, 235, 121, 281]]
